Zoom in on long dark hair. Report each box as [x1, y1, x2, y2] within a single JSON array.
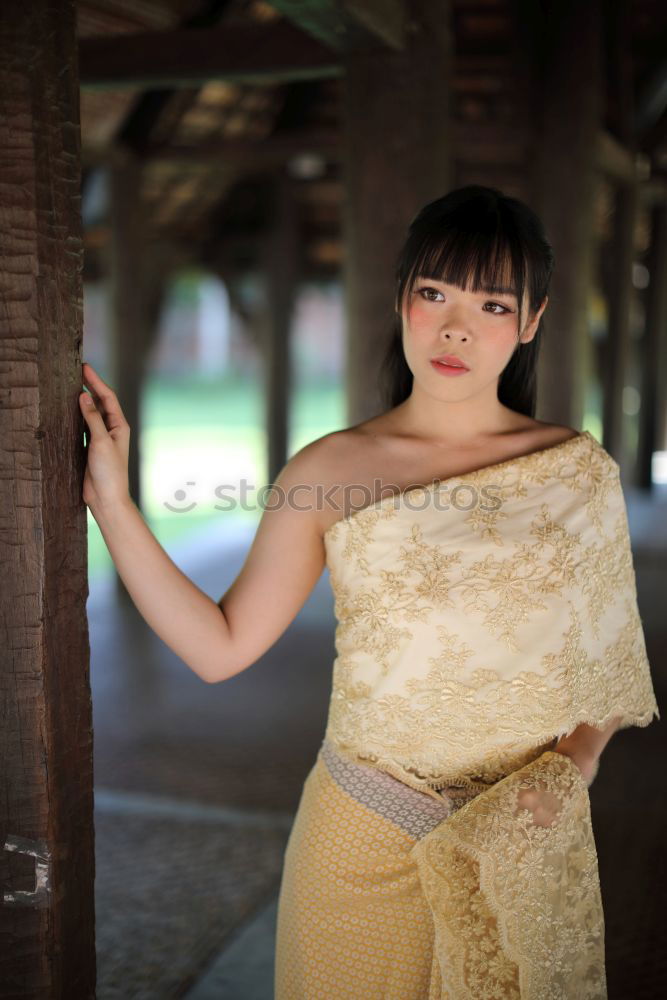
[[379, 185, 555, 418]]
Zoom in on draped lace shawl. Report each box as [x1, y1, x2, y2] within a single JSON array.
[[323, 430, 660, 798]]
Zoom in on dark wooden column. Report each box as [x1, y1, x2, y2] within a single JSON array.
[[260, 170, 299, 485], [602, 180, 640, 475], [109, 155, 153, 513], [0, 1, 95, 996], [108, 155, 166, 600], [531, 0, 603, 430], [342, 0, 454, 425], [599, 0, 640, 475], [637, 200, 667, 488]]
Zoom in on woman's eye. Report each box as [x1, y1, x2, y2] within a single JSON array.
[[483, 302, 510, 315], [417, 287, 443, 302]]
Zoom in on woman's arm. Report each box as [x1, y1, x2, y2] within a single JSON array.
[[552, 715, 623, 786], [91, 498, 236, 683], [80, 363, 329, 685]]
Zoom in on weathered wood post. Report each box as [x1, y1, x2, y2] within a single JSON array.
[[638, 200, 667, 487], [342, 0, 454, 425], [107, 152, 166, 602], [0, 0, 96, 996], [531, 0, 603, 431], [602, 179, 640, 476], [260, 169, 299, 486]]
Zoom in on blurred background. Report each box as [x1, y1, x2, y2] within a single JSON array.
[[83, 269, 345, 579], [2, 0, 666, 997], [76, 0, 667, 592]]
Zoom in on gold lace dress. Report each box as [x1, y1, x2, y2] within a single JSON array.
[[274, 430, 660, 1000]]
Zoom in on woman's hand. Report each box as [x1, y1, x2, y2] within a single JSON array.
[[79, 362, 131, 512], [514, 785, 565, 828], [514, 751, 599, 829]]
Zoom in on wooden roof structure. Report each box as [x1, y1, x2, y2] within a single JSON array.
[[78, 0, 667, 281]]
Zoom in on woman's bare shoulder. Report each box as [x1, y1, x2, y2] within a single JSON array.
[[512, 419, 581, 450], [276, 420, 388, 531], [284, 421, 380, 484]]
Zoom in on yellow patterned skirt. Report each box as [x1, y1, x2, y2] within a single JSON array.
[[275, 738, 607, 1000]]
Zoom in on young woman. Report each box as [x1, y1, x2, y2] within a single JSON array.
[[81, 185, 659, 999]]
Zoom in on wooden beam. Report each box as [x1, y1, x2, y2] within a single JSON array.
[[0, 0, 94, 994], [113, 0, 237, 151], [83, 121, 532, 169], [345, 0, 405, 50], [79, 19, 341, 90], [142, 128, 341, 167], [269, 0, 406, 51]]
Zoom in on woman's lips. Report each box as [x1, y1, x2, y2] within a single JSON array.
[[430, 359, 470, 377]]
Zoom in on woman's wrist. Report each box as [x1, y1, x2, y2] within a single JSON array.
[[551, 716, 623, 786], [552, 746, 600, 786], [88, 493, 135, 526]]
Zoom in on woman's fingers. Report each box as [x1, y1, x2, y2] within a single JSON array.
[[82, 362, 128, 433], [79, 362, 132, 510], [515, 786, 562, 828], [79, 390, 109, 434]]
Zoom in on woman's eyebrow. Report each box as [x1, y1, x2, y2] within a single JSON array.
[[477, 284, 517, 296], [417, 277, 517, 297]]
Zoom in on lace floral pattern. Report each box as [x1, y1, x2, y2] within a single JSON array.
[[411, 750, 606, 999], [323, 430, 660, 792]]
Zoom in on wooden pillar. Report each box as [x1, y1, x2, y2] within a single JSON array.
[[108, 155, 165, 600], [598, 0, 640, 474], [0, 1, 95, 996], [531, 0, 603, 430], [602, 180, 640, 476], [637, 201, 667, 488], [260, 170, 299, 485], [109, 156, 149, 513], [342, 0, 454, 425]]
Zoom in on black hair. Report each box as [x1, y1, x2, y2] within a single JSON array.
[[379, 184, 555, 418]]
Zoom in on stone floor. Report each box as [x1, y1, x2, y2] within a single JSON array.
[[89, 484, 667, 1000]]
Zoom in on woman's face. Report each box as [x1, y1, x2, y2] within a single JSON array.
[[399, 273, 546, 398]]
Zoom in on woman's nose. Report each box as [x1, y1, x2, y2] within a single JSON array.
[[438, 305, 472, 340], [441, 329, 469, 341]]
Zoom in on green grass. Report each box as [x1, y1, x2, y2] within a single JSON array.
[[87, 373, 345, 579]]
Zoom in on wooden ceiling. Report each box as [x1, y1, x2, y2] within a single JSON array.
[[78, 0, 667, 280]]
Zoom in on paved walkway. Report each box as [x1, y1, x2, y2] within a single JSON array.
[[89, 484, 667, 999]]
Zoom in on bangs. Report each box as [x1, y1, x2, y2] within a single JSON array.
[[398, 206, 529, 323]]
